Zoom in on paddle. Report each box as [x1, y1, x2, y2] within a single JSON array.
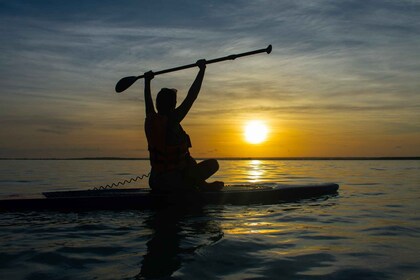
[[115, 44, 272, 93]]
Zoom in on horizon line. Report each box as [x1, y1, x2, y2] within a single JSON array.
[[0, 157, 419, 160]]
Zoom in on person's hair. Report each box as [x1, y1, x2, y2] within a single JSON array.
[[156, 88, 177, 115]]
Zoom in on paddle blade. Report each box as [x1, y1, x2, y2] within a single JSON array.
[[266, 44, 272, 54], [115, 76, 139, 93]]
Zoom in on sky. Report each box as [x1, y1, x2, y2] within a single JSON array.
[[0, 0, 419, 158]]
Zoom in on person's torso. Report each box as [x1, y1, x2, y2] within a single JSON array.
[[145, 113, 191, 172]]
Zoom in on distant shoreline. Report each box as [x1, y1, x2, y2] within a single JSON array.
[[0, 157, 419, 161]]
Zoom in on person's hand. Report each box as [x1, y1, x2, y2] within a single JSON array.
[[144, 70, 154, 81], [196, 59, 206, 70]]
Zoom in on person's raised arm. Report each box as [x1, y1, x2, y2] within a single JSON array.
[[174, 59, 206, 122], [144, 71, 155, 117]]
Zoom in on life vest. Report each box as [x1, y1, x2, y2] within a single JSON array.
[[145, 113, 191, 172]]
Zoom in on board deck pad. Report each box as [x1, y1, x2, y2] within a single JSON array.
[[0, 183, 339, 211]]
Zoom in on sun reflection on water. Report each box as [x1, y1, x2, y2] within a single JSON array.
[[248, 160, 265, 183], [222, 208, 286, 235]]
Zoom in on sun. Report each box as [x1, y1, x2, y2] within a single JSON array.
[[244, 120, 268, 144]]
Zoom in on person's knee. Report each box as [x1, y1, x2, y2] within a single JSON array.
[[208, 159, 219, 173], [198, 159, 219, 175]]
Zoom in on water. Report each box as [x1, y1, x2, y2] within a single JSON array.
[[0, 159, 419, 279]]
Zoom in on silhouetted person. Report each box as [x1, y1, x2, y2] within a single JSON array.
[[143, 59, 224, 191]]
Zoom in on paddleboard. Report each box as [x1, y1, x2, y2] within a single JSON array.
[[0, 183, 339, 211]]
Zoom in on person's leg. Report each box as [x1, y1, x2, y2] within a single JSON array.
[[195, 159, 219, 181], [188, 159, 224, 190]]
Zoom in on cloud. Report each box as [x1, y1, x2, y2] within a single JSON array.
[[190, 102, 420, 117]]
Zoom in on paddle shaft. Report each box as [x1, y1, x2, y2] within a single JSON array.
[[141, 44, 271, 78], [115, 45, 272, 92]]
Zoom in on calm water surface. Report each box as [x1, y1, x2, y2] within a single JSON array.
[[0, 159, 419, 279]]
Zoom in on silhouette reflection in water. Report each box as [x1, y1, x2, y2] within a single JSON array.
[[138, 205, 223, 279]]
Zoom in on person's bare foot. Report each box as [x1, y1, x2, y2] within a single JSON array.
[[199, 181, 224, 191]]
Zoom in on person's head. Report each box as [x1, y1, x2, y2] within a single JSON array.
[[156, 88, 177, 115]]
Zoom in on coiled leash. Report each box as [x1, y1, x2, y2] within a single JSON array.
[[92, 173, 150, 190]]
